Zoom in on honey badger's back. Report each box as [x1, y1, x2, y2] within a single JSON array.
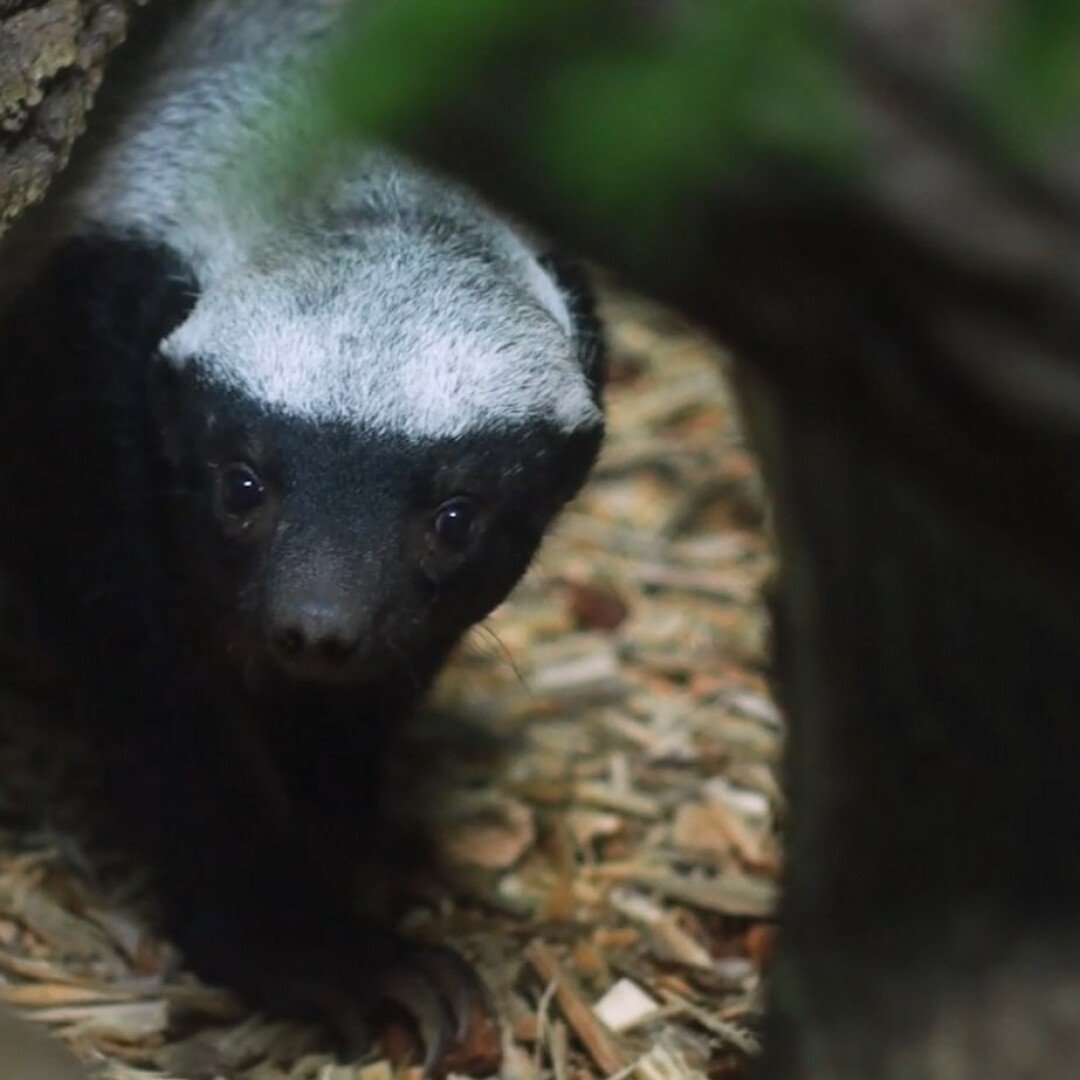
[[0, 0, 603, 1073], [73, 0, 600, 437], [75, 0, 341, 241]]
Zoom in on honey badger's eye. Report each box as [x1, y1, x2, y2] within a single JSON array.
[[217, 462, 266, 517], [432, 496, 478, 549]]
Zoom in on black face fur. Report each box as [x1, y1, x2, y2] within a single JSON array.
[[154, 371, 602, 689]]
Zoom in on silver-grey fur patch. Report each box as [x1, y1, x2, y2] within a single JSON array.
[[72, 0, 601, 438]]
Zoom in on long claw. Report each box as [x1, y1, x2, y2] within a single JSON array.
[[375, 967, 453, 1073], [372, 944, 500, 1077], [410, 945, 493, 1044]]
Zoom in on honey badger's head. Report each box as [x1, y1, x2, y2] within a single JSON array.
[[148, 190, 604, 689]]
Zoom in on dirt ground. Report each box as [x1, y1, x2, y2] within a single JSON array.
[[0, 288, 780, 1079]]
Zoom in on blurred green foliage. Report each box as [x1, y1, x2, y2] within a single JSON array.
[[980, 0, 1080, 159], [521, 0, 852, 232], [310, 0, 1080, 246], [323, 0, 553, 140], [321, 0, 853, 244]]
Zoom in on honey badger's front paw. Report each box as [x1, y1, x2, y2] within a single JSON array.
[[177, 895, 501, 1077], [235, 936, 501, 1077], [362, 942, 502, 1076]]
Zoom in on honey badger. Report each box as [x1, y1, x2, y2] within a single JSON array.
[[0, 0, 604, 1071]]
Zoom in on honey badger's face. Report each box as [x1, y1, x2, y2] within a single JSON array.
[[158, 377, 601, 685], [152, 229, 604, 686]]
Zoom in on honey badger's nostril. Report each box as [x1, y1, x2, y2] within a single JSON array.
[[272, 627, 305, 657], [269, 604, 361, 671], [316, 635, 354, 664]]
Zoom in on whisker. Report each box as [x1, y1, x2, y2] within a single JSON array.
[[470, 622, 526, 686]]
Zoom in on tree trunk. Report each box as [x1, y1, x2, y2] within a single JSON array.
[[361, 3, 1080, 1075], [0, 0, 147, 234]]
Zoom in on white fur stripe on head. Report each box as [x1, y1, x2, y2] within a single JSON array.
[[161, 228, 601, 438]]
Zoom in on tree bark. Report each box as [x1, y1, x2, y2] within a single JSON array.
[[364, 3, 1080, 1075], [0, 0, 147, 234]]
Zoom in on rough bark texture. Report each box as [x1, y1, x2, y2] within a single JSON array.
[[0, 0, 145, 235], [372, 3, 1080, 1076]]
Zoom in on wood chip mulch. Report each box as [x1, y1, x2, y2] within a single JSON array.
[[0, 287, 781, 1079]]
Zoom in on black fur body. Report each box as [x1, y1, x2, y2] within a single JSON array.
[[0, 2, 604, 1070]]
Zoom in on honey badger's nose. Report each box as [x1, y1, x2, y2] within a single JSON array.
[[269, 601, 361, 673]]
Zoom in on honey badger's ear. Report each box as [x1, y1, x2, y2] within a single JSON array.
[[538, 251, 606, 400], [32, 233, 199, 355], [3, 232, 200, 465]]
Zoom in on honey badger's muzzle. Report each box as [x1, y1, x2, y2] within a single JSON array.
[[261, 530, 398, 685]]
